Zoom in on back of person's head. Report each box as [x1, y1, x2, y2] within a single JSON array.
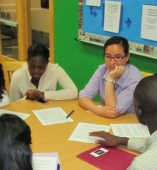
[[27, 43, 49, 62], [0, 114, 33, 170], [134, 75, 157, 123], [0, 64, 5, 101]]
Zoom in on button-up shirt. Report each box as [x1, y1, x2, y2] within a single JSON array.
[[79, 64, 143, 114], [127, 130, 157, 169]]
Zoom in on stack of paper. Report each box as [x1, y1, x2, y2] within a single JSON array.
[[68, 122, 110, 143], [0, 109, 30, 120], [32, 107, 73, 126], [33, 152, 61, 170]]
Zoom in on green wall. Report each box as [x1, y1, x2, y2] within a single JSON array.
[[54, 1, 157, 100]]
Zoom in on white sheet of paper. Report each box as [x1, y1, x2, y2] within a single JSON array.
[[32, 107, 73, 126], [32, 156, 57, 170], [0, 109, 30, 120], [141, 5, 157, 41], [69, 122, 110, 143], [86, 0, 101, 7], [104, 1, 121, 33], [111, 124, 150, 138]]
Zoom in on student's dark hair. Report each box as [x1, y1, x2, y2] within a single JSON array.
[[0, 64, 6, 101], [103, 36, 129, 64], [27, 43, 49, 62], [134, 75, 157, 114], [0, 114, 33, 170]]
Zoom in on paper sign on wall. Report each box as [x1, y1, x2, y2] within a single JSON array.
[[86, 0, 101, 7], [141, 5, 157, 41], [104, 1, 121, 33]]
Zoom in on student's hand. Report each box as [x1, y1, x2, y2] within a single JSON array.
[[25, 90, 44, 100], [107, 65, 125, 80], [89, 131, 129, 147], [98, 106, 120, 118]]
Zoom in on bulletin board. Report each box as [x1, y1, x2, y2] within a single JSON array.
[[78, 0, 157, 59]]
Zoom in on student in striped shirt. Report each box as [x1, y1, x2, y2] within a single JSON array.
[[90, 75, 157, 169], [79, 36, 143, 118]]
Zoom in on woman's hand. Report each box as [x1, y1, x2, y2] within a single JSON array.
[[107, 65, 125, 80], [25, 89, 44, 100], [98, 106, 120, 118], [89, 131, 129, 147]]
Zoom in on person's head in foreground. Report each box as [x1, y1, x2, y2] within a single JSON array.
[[27, 43, 49, 81], [90, 75, 157, 169], [0, 114, 32, 170], [104, 36, 130, 71]]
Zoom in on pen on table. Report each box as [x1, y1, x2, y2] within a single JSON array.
[[66, 110, 74, 118]]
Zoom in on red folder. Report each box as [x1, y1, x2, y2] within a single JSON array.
[[77, 146, 136, 170]]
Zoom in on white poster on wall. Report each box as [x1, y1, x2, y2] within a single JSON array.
[[104, 1, 121, 33], [141, 5, 157, 41]]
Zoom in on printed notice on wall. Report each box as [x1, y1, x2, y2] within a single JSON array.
[[104, 1, 121, 33], [141, 5, 157, 41]]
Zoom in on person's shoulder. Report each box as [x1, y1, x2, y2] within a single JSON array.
[[47, 63, 63, 72], [12, 65, 28, 80], [126, 64, 143, 79], [97, 64, 107, 73]]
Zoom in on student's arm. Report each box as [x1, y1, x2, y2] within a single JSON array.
[[44, 67, 78, 100], [105, 66, 125, 109], [127, 138, 148, 153], [89, 131, 129, 146], [78, 97, 120, 118], [0, 91, 9, 107], [79, 66, 120, 118]]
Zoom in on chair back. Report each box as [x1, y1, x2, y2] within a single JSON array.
[[140, 71, 153, 78], [2, 61, 27, 95]]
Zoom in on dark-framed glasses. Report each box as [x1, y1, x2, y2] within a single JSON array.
[[105, 55, 126, 61]]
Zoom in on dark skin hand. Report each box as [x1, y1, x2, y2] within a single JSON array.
[[25, 89, 44, 100], [89, 131, 129, 147]]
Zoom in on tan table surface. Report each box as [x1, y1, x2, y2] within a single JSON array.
[[2, 99, 140, 170]]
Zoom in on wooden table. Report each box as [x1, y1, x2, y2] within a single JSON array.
[[2, 100, 140, 170]]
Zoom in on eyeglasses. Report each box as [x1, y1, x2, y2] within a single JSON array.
[[105, 55, 126, 61]]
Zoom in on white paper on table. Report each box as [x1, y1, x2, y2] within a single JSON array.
[[32, 156, 57, 170], [86, 0, 101, 7], [111, 124, 150, 138], [32, 107, 73, 126], [141, 5, 157, 41], [87, 105, 102, 114], [104, 1, 121, 33], [33, 152, 61, 170], [69, 122, 110, 143], [0, 109, 30, 120]]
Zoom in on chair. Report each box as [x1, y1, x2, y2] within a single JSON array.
[[2, 61, 27, 95], [140, 71, 153, 78]]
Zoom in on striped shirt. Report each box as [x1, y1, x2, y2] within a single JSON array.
[[79, 64, 143, 114], [127, 130, 157, 169]]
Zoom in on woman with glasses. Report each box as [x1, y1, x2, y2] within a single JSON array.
[[79, 36, 143, 118]]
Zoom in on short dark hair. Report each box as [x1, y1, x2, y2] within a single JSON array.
[[134, 75, 157, 114], [0, 64, 6, 101], [0, 114, 33, 170], [27, 43, 49, 62], [104, 36, 129, 63]]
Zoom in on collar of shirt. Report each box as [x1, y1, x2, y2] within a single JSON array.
[[146, 130, 157, 147], [103, 64, 129, 87]]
